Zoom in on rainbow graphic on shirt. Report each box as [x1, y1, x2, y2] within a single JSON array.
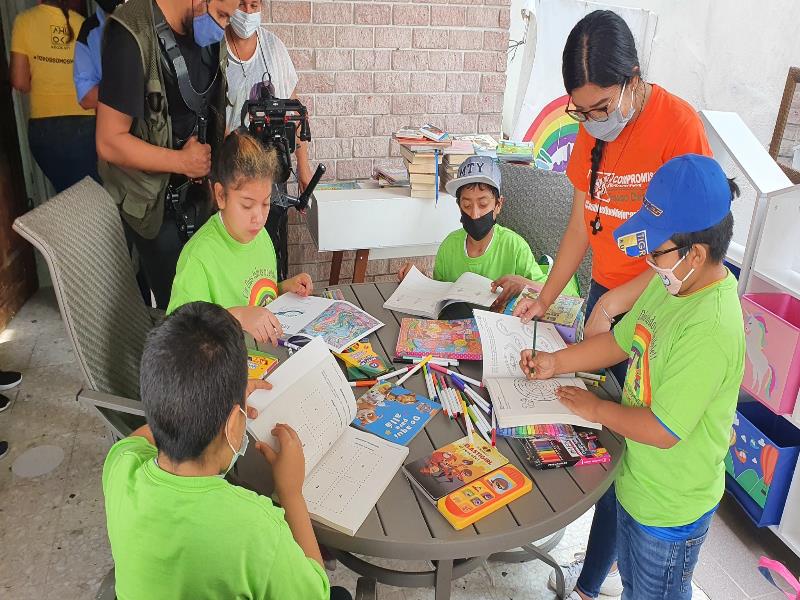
[[624, 323, 653, 408], [522, 95, 579, 174], [248, 278, 278, 307]]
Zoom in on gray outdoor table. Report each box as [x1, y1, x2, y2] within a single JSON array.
[[238, 282, 625, 600]]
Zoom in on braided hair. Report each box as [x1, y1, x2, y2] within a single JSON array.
[[46, 0, 75, 43], [562, 10, 640, 200]]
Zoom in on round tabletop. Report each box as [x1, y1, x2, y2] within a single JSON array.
[[239, 282, 624, 563]]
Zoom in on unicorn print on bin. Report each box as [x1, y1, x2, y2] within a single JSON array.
[[744, 312, 776, 399]]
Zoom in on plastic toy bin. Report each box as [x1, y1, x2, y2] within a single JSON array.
[[741, 293, 800, 415], [725, 399, 800, 526]]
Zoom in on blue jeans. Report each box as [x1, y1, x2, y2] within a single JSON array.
[[584, 280, 628, 389], [616, 503, 711, 600], [28, 116, 99, 193], [576, 484, 619, 598]]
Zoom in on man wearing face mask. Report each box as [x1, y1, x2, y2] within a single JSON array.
[[521, 154, 744, 600], [103, 301, 353, 599], [96, 0, 238, 309], [224, 0, 311, 281], [397, 156, 572, 296]]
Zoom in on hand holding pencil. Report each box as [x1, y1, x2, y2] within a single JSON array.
[[520, 349, 557, 380]]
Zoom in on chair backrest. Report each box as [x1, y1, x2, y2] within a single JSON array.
[[13, 177, 152, 400], [497, 163, 593, 296]]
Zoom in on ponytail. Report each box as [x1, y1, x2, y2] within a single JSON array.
[[213, 130, 278, 190], [55, 0, 75, 43]]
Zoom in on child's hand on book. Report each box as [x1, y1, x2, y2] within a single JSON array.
[[245, 379, 273, 412], [234, 306, 284, 346], [490, 275, 529, 310], [280, 273, 313, 297], [556, 386, 601, 423], [256, 423, 306, 500], [520, 349, 557, 380], [397, 262, 418, 282]]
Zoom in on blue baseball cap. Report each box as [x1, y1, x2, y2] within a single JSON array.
[[614, 154, 732, 258], [445, 155, 501, 196]]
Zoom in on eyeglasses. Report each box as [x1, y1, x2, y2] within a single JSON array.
[[565, 96, 616, 122], [650, 245, 690, 259]]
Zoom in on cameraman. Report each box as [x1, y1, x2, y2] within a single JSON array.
[[96, 0, 238, 308], [224, 0, 311, 280]]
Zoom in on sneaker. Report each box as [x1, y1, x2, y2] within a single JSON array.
[[548, 552, 624, 597], [0, 370, 22, 391], [566, 593, 583, 600], [0, 394, 10, 413], [0, 441, 8, 460]]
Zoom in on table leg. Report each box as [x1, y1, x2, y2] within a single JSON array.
[[353, 249, 370, 283], [434, 559, 453, 600], [329, 251, 343, 285]]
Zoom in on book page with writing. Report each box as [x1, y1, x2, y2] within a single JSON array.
[[444, 271, 498, 308], [382, 266, 453, 318], [484, 377, 600, 430], [474, 310, 568, 379], [303, 427, 409, 536], [262, 293, 333, 336], [246, 338, 356, 477]]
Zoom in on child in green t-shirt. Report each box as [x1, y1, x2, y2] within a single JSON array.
[[398, 155, 548, 285], [167, 131, 313, 346], [103, 302, 353, 600], [521, 155, 744, 600]]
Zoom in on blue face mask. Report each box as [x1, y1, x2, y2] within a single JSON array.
[[193, 9, 224, 47], [222, 406, 249, 476]]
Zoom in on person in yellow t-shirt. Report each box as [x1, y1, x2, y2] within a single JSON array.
[[10, 0, 98, 192]]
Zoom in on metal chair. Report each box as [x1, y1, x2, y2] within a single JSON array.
[[497, 163, 593, 296], [12, 177, 155, 439]]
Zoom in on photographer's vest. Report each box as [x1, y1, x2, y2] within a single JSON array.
[[98, 0, 226, 239]]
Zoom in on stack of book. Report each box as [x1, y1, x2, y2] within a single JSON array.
[[496, 140, 534, 164], [373, 166, 409, 187], [399, 144, 446, 199], [440, 140, 475, 188]]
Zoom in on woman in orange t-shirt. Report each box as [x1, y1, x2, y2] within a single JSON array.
[[508, 11, 710, 348]]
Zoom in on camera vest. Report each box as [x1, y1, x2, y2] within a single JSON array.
[[98, 0, 227, 239]]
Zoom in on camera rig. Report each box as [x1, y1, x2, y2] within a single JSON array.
[[241, 83, 325, 211]]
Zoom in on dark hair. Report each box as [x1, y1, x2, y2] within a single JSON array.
[[562, 10, 640, 199], [46, 0, 75, 43], [140, 302, 248, 462], [456, 182, 500, 202], [212, 130, 278, 190], [671, 179, 740, 263]]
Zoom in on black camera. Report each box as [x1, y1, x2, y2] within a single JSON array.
[[241, 81, 325, 212]]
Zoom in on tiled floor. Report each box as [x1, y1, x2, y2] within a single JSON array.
[[1, 288, 798, 599]]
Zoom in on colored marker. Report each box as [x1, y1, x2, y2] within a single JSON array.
[[398, 356, 459, 367], [278, 339, 302, 351], [377, 366, 413, 381], [396, 354, 432, 386], [422, 364, 436, 403], [428, 363, 483, 388], [349, 380, 378, 387]]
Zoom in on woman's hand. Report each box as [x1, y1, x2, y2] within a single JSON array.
[[513, 296, 549, 323], [583, 298, 615, 339]]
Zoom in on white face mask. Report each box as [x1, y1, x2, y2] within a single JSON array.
[[230, 9, 260, 39], [647, 254, 695, 296], [222, 406, 249, 476]]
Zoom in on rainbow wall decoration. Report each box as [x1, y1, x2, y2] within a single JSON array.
[[521, 95, 579, 173]]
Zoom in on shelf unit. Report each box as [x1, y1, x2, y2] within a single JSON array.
[[701, 110, 800, 557]]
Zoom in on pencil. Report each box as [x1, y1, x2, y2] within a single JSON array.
[[531, 317, 538, 376]]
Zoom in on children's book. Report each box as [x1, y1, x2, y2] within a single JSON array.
[[383, 266, 499, 318], [353, 382, 441, 445], [507, 288, 585, 327], [373, 167, 410, 186], [419, 123, 449, 142], [403, 436, 508, 502], [453, 134, 498, 151], [437, 464, 532, 530], [395, 318, 482, 360], [400, 145, 446, 164], [265, 293, 384, 353], [509, 429, 610, 469], [334, 340, 390, 377], [247, 349, 279, 380], [247, 338, 408, 536], [473, 310, 600, 430]]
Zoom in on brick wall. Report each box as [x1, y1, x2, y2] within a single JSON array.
[[262, 0, 511, 288]]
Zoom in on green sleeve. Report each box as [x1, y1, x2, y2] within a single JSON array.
[[433, 240, 448, 281], [167, 255, 213, 314], [102, 437, 156, 498], [263, 518, 330, 599], [518, 247, 547, 284], [649, 335, 728, 440]]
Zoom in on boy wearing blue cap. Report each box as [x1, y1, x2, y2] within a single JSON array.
[[521, 154, 745, 600], [398, 155, 550, 287]]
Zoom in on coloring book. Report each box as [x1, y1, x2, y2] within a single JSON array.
[[396, 318, 482, 360]]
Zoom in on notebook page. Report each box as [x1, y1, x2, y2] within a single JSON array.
[[382, 266, 453, 318], [247, 337, 356, 476], [304, 427, 409, 536], [473, 310, 568, 379], [445, 271, 498, 307], [262, 293, 333, 336]]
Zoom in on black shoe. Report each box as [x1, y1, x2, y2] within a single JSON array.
[[0, 394, 10, 413], [0, 370, 22, 391], [0, 441, 8, 460]]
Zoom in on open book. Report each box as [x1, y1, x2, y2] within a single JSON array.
[[383, 266, 498, 318], [265, 293, 384, 353], [246, 337, 409, 536], [473, 310, 600, 430]]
